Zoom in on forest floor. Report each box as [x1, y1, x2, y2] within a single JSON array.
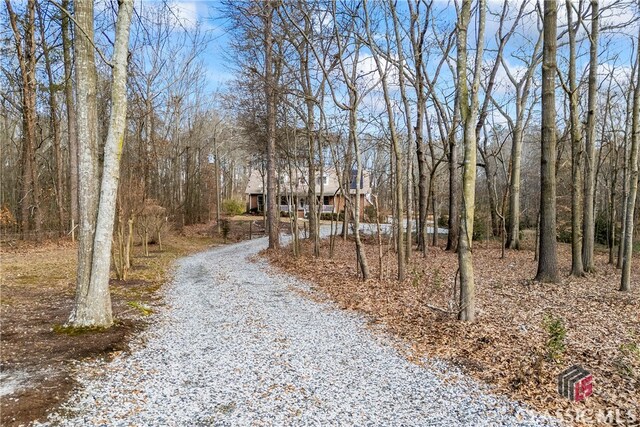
[[266, 234, 640, 426], [0, 219, 265, 427]]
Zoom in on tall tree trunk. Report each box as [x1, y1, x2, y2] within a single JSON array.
[[62, 0, 78, 240], [620, 30, 640, 292], [38, 4, 65, 235], [617, 86, 634, 268], [6, 0, 41, 239], [446, 132, 459, 252], [566, 1, 585, 277], [390, 0, 413, 262], [351, 108, 370, 280], [406, 147, 413, 261], [457, 0, 484, 322], [405, 0, 429, 254], [265, 2, 279, 249], [69, 0, 101, 325], [70, 0, 134, 327], [608, 147, 618, 265], [214, 136, 221, 233], [364, 1, 404, 281], [506, 120, 524, 249], [505, 31, 541, 250], [535, 0, 559, 283], [480, 148, 500, 237], [582, 0, 599, 272], [298, 16, 318, 255], [416, 99, 428, 253]]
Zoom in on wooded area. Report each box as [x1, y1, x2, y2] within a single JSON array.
[[1, 1, 640, 424], [1, 0, 639, 323]]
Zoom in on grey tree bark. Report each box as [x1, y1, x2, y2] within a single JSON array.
[[617, 78, 635, 269], [535, 0, 559, 283], [5, 0, 42, 239], [298, 12, 319, 255], [70, 0, 101, 326], [407, 1, 429, 254], [582, 0, 599, 273], [475, 0, 525, 238], [457, 0, 484, 322], [265, 2, 280, 250], [565, 0, 585, 277], [37, 3, 66, 235], [388, 1, 413, 263], [69, 0, 134, 327], [61, 0, 78, 241], [364, 1, 405, 281], [620, 28, 640, 292]]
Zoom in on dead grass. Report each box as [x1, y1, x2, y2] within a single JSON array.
[[265, 237, 639, 426], [0, 220, 256, 426]]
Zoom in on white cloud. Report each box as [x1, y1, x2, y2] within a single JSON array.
[[173, 1, 200, 29], [598, 62, 634, 88]]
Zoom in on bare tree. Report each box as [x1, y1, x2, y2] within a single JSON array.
[[582, 0, 600, 272], [37, 2, 66, 235], [62, 0, 78, 241], [264, 1, 280, 249], [5, 0, 43, 239], [69, 0, 101, 326], [503, 24, 542, 250], [563, 0, 585, 277], [457, 0, 485, 321], [475, 0, 528, 238], [620, 27, 640, 292], [69, 0, 135, 327], [364, 1, 405, 281], [535, 0, 559, 283], [617, 60, 636, 269]]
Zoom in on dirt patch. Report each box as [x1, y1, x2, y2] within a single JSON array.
[[265, 237, 639, 426], [0, 229, 223, 427]]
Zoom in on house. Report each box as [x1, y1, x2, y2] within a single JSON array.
[[245, 168, 372, 220]]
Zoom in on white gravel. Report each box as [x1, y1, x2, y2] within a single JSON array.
[[38, 236, 559, 426]]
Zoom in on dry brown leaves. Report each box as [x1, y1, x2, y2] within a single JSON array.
[[265, 238, 639, 426]]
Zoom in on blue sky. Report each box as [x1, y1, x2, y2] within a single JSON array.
[[138, 0, 639, 134], [156, 0, 637, 92], [154, 0, 234, 91]]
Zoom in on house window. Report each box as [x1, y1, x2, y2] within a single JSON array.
[[350, 170, 364, 189], [317, 176, 328, 185], [257, 194, 264, 212], [323, 196, 331, 205]]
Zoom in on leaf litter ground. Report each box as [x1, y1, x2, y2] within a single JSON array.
[[265, 236, 639, 426]]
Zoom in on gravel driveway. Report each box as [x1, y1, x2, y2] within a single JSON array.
[[41, 237, 558, 426]]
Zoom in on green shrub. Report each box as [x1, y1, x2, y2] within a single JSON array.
[[543, 313, 567, 363], [222, 199, 245, 216], [320, 212, 344, 221], [438, 215, 448, 228]]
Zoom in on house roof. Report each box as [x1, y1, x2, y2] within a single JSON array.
[[245, 168, 372, 196]]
